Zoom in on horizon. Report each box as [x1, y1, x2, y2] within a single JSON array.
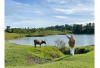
[[5, 22, 94, 29], [5, 0, 94, 28]]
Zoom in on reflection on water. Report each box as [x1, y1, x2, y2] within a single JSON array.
[[6, 34, 94, 46]]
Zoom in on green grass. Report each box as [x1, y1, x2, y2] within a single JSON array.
[[5, 43, 94, 68], [26, 30, 72, 37], [28, 51, 94, 68], [5, 32, 26, 40], [6, 51, 94, 68], [5, 43, 65, 66]]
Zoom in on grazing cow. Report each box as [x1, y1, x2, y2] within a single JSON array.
[[34, 39, 46, 48]]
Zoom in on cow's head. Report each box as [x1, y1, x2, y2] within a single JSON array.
[[42, 41, 46, 44]]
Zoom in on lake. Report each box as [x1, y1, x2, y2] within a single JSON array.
[[6, 34, 94, 46]]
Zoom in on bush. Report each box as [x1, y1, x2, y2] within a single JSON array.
[[75, 47, 89, 54], [55, 39, 67, 54], [59, 47, 70, 54], [58, 46, 94, 55], [55, 39, 65, 47]]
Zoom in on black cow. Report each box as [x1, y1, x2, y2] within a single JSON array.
[[34, 39, 46, 48]]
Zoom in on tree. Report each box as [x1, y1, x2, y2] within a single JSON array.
[[72, 24, 83, 34], [5, 23, 94, 34], [5, 26, 11, 32]]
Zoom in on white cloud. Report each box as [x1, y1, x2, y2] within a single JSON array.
[[59, 0, 67, 4], [54, 16, 68, 19], [6, 0, 34, 15], [47, 0, 67, 4], [34, 11, 44, 15], [75, 20, 94, 25], [11, 27, 20, 28], [55, 8, 76, 14], [51, 0, 94, 15], [5, 0, 45, 16], [54, 6, 93, 15]]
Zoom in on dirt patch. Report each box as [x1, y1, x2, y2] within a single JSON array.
[[26, 56, 49, 64]]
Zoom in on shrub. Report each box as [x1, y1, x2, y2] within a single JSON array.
[[54, 39, 68, 54], [75, 47, 89, 54], [55, 39, 65, 47], [59, 47, 70, 54], [58, 46, 94, 55]]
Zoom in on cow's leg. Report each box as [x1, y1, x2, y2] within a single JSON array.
[[34, 40, 36, 48], [34, 44, 36, 48], [40, 44, 41, 48]]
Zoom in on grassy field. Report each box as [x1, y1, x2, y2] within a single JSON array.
[[5, 43, 94, 68], [5, 30, 72, 40], [5, 32, 26, 40], [22, 51, 94, 68], [5, 43, 65, 66], [26, 30, 72, 37]]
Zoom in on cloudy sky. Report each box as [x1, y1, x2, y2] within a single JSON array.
[[5, 0, 94, 28]]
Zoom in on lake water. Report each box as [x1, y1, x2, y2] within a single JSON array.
[[6, 34, 94, 46]]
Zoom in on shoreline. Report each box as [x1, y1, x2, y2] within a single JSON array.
[[5, 32, 94, 40], [5, 42, 94, 47]]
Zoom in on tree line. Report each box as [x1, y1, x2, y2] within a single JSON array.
[[5, 23, 94, 34]]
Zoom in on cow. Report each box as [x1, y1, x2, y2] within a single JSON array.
[[34, 39, 46, 48]]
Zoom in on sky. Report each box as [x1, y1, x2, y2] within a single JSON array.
[[5, 0, 94, 28]]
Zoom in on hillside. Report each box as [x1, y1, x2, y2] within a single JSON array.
[[5, 43, 94, 68]]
